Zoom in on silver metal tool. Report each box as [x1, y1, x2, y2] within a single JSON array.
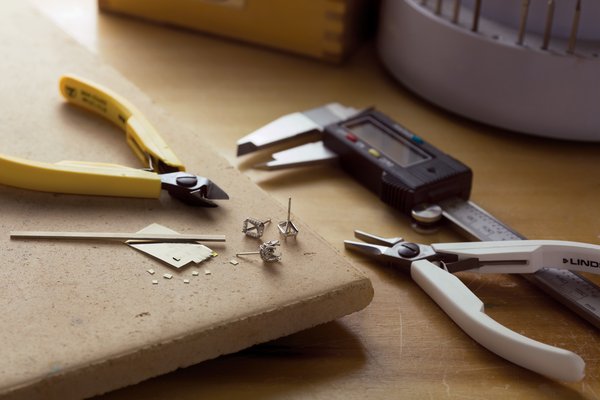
[[567, 0, 582, 54], [236, 103, 600, 329], [541, 0, 556, 50], [471, 0, 482, 32], [452, 0, 461, 23], [345, 230, 597, 381], [236, 103, 360, 157], [517, 0, 531, 45], [255, 142, 337, 170]]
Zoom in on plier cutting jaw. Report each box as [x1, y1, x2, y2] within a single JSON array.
[[344, 230, 479, 273], [60, 75, 229, 207], [0, 75, 228, 207], [345, 230, 600, 382]]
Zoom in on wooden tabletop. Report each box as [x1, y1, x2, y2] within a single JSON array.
[[31, 1, 600, 398]]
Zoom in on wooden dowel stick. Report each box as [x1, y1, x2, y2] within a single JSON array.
[[10, 231, 226, 242]]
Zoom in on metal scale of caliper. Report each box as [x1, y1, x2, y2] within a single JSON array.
[[236, 103, 600, 331]]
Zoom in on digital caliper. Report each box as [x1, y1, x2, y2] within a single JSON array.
[[236, 103, 600, 329], [322, 109, 472, 214]]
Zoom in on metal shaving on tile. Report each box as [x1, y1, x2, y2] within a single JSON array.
[[152, 280, 158, 285], [192, 271, 199, 276], [229, 259, 239, 265], [205, 270, 211, 275], [147, 269, 155, 275], [163, 273, 173, 279], [183, 279, 190, 284]]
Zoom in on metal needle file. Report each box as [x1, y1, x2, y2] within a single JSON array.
[[517, 0, 531, 45], [541, 0, 555, 50], [567, 0, 582, 54], [471, 0, 482, 32], [452, 0, 461, 23]]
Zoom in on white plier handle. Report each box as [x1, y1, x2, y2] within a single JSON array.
[[345, 234, 597, 381], [433, 240, 600, 274], [412, 261, 585, 382], [411, 238, 600, 382], [418, 240, 600, 381]]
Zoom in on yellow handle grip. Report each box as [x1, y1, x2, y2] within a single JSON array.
[[0, 155, 162, 199], [0, 75, 190, 199], [59, 74, 184, 172]]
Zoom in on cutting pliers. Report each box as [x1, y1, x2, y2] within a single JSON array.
[[0, 75, 228, 207], [344, 230, 600, 382]]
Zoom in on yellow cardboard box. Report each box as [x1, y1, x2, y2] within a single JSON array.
[[98, 0, 375, 62]]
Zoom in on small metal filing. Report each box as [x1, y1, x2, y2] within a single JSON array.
[[278, 198, 299, 238]]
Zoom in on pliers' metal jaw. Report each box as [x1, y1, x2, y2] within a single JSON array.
[[160, 172, 229, 207], [347, 231, 600, 277], [344, 230, 478, 273], [344, 230, 433, 265]]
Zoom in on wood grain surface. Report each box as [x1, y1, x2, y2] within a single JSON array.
[[30, 0, 600, 398]]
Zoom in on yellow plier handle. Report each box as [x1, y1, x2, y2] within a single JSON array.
[[0, 155, 162, 198], [0, 76, 228, 206], [59, 75, 184, 173]]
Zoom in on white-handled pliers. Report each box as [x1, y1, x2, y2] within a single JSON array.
[[344, 230, 599, 382]]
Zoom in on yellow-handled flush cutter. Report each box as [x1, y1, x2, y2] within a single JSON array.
[[0, 75, 228, 207]]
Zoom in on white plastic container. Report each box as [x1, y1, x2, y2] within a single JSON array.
[[377, 0, 600, 141]]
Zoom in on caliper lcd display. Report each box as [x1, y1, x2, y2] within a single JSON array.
[[346, 120, 429, 167]]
